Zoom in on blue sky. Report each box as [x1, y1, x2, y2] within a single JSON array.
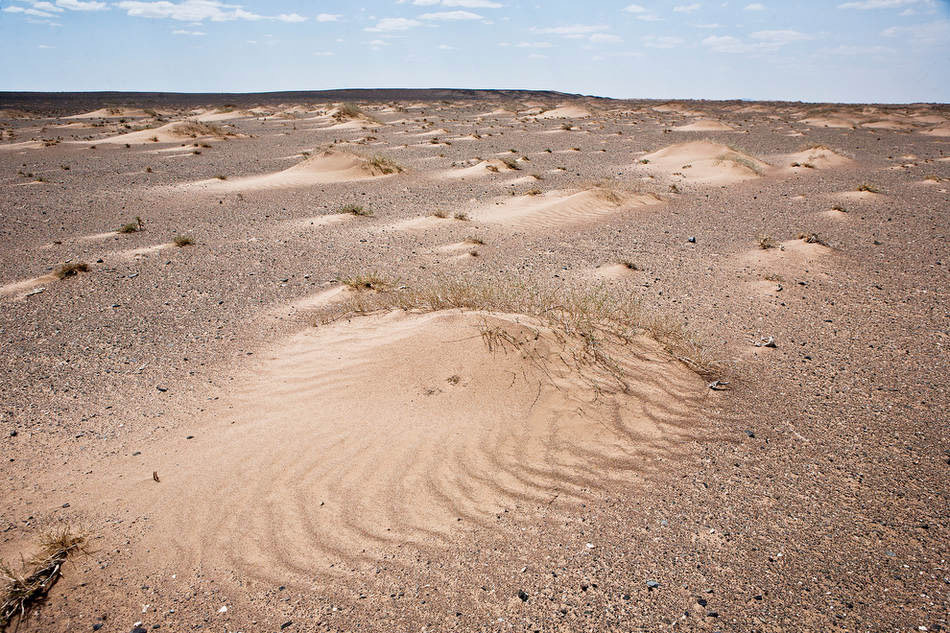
[[1, 0, 948, 102]]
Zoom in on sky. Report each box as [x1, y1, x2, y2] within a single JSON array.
[[1, 0, 948, 102]]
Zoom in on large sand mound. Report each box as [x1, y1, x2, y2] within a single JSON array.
[[131, 310, 701, 581], [640, 141, 769, 185], [536, 105, 591, 119], [93, 121, 232, 145], [185, 150, 401, 191], [783, 146, 852, 170], [65, 107, 159, 119], [472, 188, 661, 229], [673, 119, 736, 132], [439, 159, 519, 179]]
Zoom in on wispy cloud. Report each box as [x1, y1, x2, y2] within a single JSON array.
[[673, 3, 702, 13], [622, 3, 661, 20], [172, 28, 205, 35], [838, 0, 935, 8], [116, 0, 306, 22], [418, 10, 482, 20], [315, 13, 341, 22], [365, 17, 423, 31], [409, 0, 502, 6], [744, 3, 766, 9], [643, 35, 684, 48], [533, 24, 609, 38]]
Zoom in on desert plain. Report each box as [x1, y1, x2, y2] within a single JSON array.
[[0, 89, 947, 631]]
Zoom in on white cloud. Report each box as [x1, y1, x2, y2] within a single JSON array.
[[55, 0, 106, 9], [3, 6, 57, 17], [315, 13, 341, 22], [744, 3, 766, 9], [418, 10, 482, 19], [701, 34, 749, 52], [694, 22, 722, 28], [528, 53, 547, 59], [115, 1, 307, 22], [643, 35, 684, 48], [622, 3, 647, 12], [411, 0, 502, 6], [172, 28, 205, 34], [881, 19, 950, 44], [749, 29, 812, 44], [365, 17, 422, 31], [533, 24, 609, 37], [673, 3, 701, 12], [621, 4, 660, 20], [313, 51, 334, 56], [590, 33, 623, 43], [513, 41, 553, 48], [38, 43, 55, 47], [838, 0, 934, 8], [438, 43, 456, 49]]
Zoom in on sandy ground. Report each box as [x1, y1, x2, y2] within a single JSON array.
[[0, 94, 948, 632]]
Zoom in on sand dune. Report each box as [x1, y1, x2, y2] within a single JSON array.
[[782, 146, 852, 170], [536, 105, 591, 119], [439, 159, 519, 179], [130, 309, 701, 581], [640, 141, 769, 186], [673, 119, 736, 132], [0, 273, 57, 299], [472, 188, 661, 229], [65, 107, 158, 119], [185, 151, 401, 191], [921, 125, 950, 137], [91, 121, 231, 145]]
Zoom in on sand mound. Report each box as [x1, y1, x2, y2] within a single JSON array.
[[739, 238, 831, 273], [0, 141, 45, 151], [861, 119, 914, 131], [132, 309, 701, 581], [640, 141, 769, 186], [921, 125, 950, 137], [0, 273, 57, 299], [194, 109, 252, 122], [595, 263, 640, 279], [65, 107, 157, 119], [783, 146, 851, 170], [93, 121, 231, 145], [536, 105, 591, 119], [185, 151, 401, 191], [472, 188, 661, 229], [800, 117, 855, 129], [439, 159, 519, 179], [673, 119, 736, 132]]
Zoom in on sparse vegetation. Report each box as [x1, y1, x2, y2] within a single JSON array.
[[525, 188, 542, 196], [758, 235, 778, 250], [339, 204, 373, 217], [321, 278, 722, 382], [366, 156, 403, 175], [454, 212, 470, 221], [54, 262, 88, 279], [118, 216, 144, 234], [338, 272, 395, 292], [856, 183, 880, 193], [432, 210, 449, 219], [501, 158, 521, 171], [798, 232, 828, 246], [620, 260, 639, 271], [175, 121, 229, 138], [173, 235, 195, 247], [1, 527, 88, 631], [831, 204, 847, 213]]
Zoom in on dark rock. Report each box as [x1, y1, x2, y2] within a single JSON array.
[[281, 622, 293, 630], [646, 580, 659, 589], [518, 589, 529, 602]]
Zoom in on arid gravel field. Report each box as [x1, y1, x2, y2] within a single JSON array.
[[0, 91, 948, 632]]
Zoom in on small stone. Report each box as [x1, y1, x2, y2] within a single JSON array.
[[93, 624, 102, 631], [9, 430, 16, 437], [646, 580, 659, 589], [744, 430, 756, 438], [156, 386, 168, 392], [517, 590, 528, 602], [280, 622, 293, 629], [687, 236, 696, 243], [217, 606, 227, 613]]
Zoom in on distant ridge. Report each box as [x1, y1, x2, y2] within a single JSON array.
[[0, 88, 594, 116]]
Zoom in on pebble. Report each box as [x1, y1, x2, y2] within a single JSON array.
[[517, 590, 529, 602], [687, 236, 696, 243], [646, 580, 659, 589]]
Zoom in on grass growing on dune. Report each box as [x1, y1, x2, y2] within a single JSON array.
[[1, 527, 88, 631], [54, 262, 88, 279], [320, 277, 723, 383]]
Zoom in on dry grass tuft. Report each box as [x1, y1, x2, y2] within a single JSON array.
[[174, 121, 229, 138], [54, 262, 88, 280], [365, 156, 403, 175], [338, 272, 395, 292], [758, 235, 778, 250], [797, 232, 828, 246], [173, 235, 195, 247], [118, 216, 144, 234], [319, 278, 723, 382], [856, 183, 880, 193], [1, 527, 88, 631], [339, 204, 373, 217]]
